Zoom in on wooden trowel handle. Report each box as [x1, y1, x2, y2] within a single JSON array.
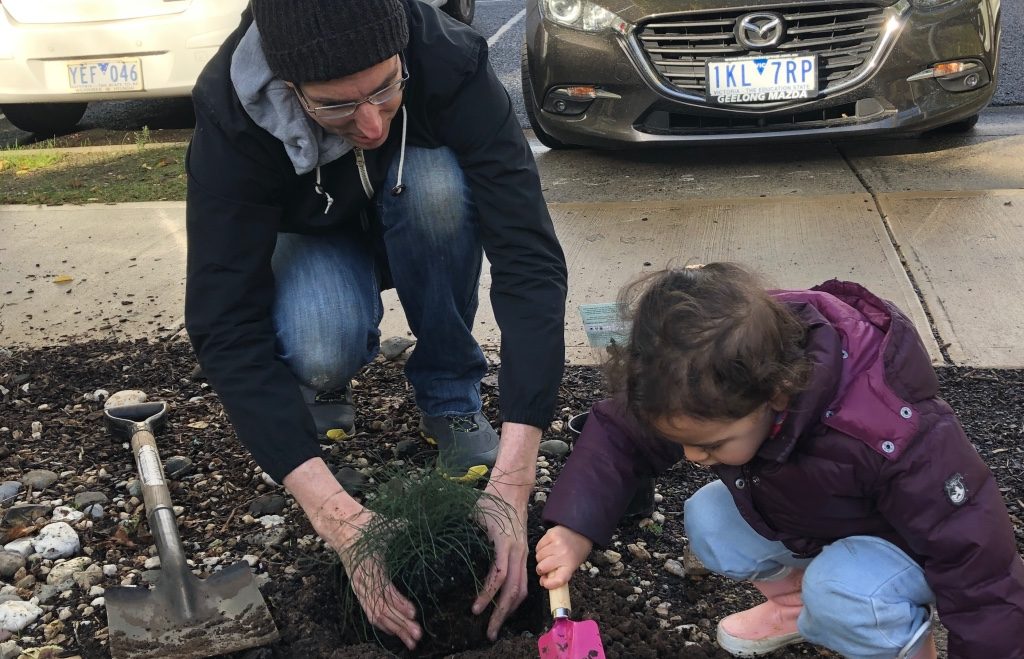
[[549, 583, 571, 618]]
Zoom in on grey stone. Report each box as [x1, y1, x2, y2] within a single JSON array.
[[164, 456, 194, 479], [248, 494, 287, 517], [33, 584, 61, 605], [46, 557, 92, 588], [20, 470, 59, 491], [333, 467, 369, 496], [244, 527, 288, 549], [73, 491, 108, 508], [2, 539, 33, 559], [1, 640, 25, 659], [74, 565, 104, 590], [681, 547, 710, 576], [141, 570, 162, 585], [0, 553, 25, 580], [663, 559, 686, 578], [0, 482, 21, 507], [126, 479, 142, 498], [103, 390, 147, 409], [2, 503, 51, 526], [538, 439, 570, 459], [380, 336, 415, 361], [84, 504, 104, 519], [480, 374, 499, 389], [0, 595, 21, 605]]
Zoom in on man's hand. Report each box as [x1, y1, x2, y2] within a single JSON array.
[[536, 525, 593, 590], [284, 458, 422, 650], [472, 422, 541, 641]]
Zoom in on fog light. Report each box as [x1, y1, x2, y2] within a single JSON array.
[[543, 85, 620, 116], [906, 59, 990, 92]]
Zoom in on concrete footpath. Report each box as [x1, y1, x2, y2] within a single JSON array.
[[2, 106, 1023, 368]]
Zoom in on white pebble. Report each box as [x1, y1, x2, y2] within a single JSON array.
[[143, 557, 161, 570], [588, 566, 599, 577], [260, 472, 278, 487], [90, 597, 105, 608], [32, 522, 80, 560], [242, 555, 259, 567], [89, 586, 105, 597], [654, 493, 664, 504], [102, 564, 118, 577], [258, 515, 284, 528], [51, 506, 84, 523], [0, 600, 43, 633], [651, 511, 666, 525]]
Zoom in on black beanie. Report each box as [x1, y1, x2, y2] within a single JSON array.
[[251, 0, 409, 83]]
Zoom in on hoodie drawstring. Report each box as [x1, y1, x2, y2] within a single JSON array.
[[314, 165, 334, 214], [316, 104, 408, 213], [390, 105, 407, 197]]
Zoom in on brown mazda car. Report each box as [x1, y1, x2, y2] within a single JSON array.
[[522, 0, 1001, 148]]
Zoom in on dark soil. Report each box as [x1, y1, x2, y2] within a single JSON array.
[[1, 339, 1021, 658]]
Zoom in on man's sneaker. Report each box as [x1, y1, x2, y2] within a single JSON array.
[[419, 412, 499, 474], [300, 385, 355, 440]]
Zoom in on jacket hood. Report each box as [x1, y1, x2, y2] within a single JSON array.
[[767, 281, 939, 463], [230, 22, 351, 175]]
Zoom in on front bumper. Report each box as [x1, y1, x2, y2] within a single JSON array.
[[0, 1, 246, 104], [525, 0, 1000, 147]]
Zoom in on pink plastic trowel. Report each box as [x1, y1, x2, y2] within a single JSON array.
[[538, 583, 607, 659]]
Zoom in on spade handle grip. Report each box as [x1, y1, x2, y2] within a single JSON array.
[[549, 583, 571, 618]]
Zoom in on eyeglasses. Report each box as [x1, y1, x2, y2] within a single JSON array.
[[295, 56, 409, 121]]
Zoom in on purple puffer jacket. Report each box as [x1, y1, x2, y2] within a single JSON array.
[[543, 280, 1024, 658]]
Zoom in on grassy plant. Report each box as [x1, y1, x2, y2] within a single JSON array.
[[134, 125, 151, 151], [339, 465, 517, 643]]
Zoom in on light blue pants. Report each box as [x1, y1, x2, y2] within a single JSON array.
[[684, 480, 935, 659], [270, 146, 487, 417]]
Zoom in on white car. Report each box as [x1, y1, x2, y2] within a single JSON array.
[[0, 0, 475, 135]]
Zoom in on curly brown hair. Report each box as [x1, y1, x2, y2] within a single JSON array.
[[606, 263, 813, 425]]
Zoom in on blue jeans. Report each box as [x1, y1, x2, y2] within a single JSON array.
[[685, 480, 935, 659], [270, 146, 486, 417]]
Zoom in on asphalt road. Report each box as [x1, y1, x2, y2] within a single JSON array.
[[0, 0, 1021, 146]]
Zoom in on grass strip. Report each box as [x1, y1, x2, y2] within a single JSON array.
[[0, 144, 187, 205]]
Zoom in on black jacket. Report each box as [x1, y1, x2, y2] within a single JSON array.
[[185, 1, 567, 483]]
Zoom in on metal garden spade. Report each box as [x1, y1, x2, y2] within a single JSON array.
[[103, 400, 279, 658], [538, 583, 606, 659]]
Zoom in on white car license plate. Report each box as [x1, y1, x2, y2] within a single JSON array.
[[67, 58, 143, 93], [706, 55, 817, 104]]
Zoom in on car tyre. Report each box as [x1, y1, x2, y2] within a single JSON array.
[[442, 0, 475, 25], [2, 102, 88, 136], [521, 42, 575, 150], [934, 113, 980, 133]]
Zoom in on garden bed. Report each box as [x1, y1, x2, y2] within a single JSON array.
[[1, 339, 1021, 657]]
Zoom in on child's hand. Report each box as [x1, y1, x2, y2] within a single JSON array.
[[536, 525, 593, 590]]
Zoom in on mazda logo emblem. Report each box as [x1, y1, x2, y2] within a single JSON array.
[[736, 12, 785, 49]]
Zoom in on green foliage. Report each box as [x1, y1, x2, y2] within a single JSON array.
[[341, 466, 515, 640], [644, 522, 664, 536]]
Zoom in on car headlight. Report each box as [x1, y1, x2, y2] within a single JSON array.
[[540, 0, 629, 34]]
